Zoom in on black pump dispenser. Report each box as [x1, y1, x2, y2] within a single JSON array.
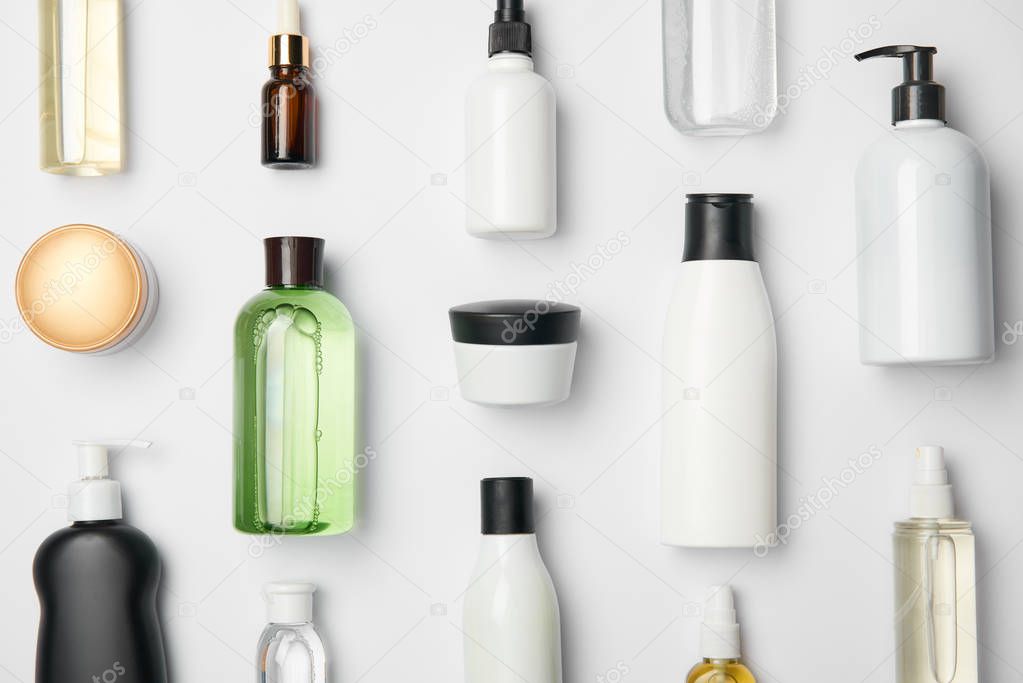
[[489, 0, 532, 57], [854, 45, 946, 124]]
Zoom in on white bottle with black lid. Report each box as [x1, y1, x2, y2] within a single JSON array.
[[462, 477, 563, 683], [661, 195, 777, 548], [854, 46, 994, 366], [466, 0, 557, 240]]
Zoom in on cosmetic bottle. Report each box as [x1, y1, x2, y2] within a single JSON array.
[[234, 237, 356, 536], [854, 45, 994, 366], [893, 446, 977, 683], [662, 0, 777, 135], [686, 586, 756, 683], [257, 583, 326, 683], [661, 194, 777, 548], [262, 0, 316, 169], [39, 0, 125, 174], [463, 478, 563, 683], [466, 0, 556, 239], [15, 224, 159, 354], [34, 440, 167, 683]]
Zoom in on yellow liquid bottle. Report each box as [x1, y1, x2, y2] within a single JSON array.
[[39, 0, 125, 175], [687, 659, 756, 683], [687, 586, 756, 683]]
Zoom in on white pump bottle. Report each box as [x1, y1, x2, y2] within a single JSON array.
[[465, 0, 556, 239], [854, 45, 994, 366]]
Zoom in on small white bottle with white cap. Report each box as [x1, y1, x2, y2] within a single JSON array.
[[257, 582, 326, 683], [686, 585, 755, 683], [893, 446, 978, 683]]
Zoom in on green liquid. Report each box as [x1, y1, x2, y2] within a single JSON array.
[[234, 287, 356, 536]]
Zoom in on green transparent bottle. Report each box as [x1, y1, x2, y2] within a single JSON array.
[[234, 237, 356, 536]]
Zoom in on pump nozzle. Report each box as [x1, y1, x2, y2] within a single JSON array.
[[68, 440, 151, 523], [489, 0, 531, 57], [700, 585, 741, 660], [854, 45, 945, 124], [910, 445, 954, 519]]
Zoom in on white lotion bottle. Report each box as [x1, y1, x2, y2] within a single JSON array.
[[854, 45, 994, 366], [661, 195, 777, 548], [466, 0, 556, 240], [463, 477, 563, 683]]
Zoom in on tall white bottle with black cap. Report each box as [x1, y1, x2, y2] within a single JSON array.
[[257, 582, 326, 683], [854, 46, 994, 366], [463, 477, 563, 683], [466, 0, 556, 239], [893, 447, 977, 683], [661, 194, 777, 548]]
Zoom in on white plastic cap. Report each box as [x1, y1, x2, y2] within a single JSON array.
[[276, 0, 301, 35], [264, 582, 316, 624], [67, 440, 151, 523], [700, 585, 741, 659], [910, 445, 954, 519]]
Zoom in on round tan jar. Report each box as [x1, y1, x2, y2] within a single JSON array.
[[15, 224, 158, 353]]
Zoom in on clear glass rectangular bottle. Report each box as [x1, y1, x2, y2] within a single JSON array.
[[662, 0, 777, 135], [39, 0, 125, 175], [893, 520, 978, 683], [893, 446, 978, 683]]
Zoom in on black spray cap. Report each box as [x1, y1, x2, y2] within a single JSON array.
[[264, 236, 324, 288], [854, 45, 945, 124], [489, 0, 532, 57], [682, 194, 755, 262], [481, 477, 535, 534]]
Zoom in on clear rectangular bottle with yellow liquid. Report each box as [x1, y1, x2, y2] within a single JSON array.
[[39, 0, 125, 175], [894, 446, 978, 683]]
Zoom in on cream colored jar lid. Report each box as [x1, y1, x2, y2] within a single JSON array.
[[15, 224, 148, 353]]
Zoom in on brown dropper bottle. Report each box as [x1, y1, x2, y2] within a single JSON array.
[[262, 0, 316, 169]]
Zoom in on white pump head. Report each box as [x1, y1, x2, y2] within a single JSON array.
[[68, 440, 151, 523], [276, 0, 302, 35], [700, 585, 741, 660], [264, 582, 316, 624], [910, 445, 954, 519]]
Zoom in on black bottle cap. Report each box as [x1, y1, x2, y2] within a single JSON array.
[[682, 194, 755, 262], [489, 0, 532, 57], [449, 300, 581, 346], [481, 477, 535, 534], [854, 45, 946, 124], [265, 236, 324, 288]]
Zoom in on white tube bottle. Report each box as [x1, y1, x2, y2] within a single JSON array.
[[854, 46, 994, 366], [463, 477, 563, 683], [661, 194, 777, 548], [465, 0, 556, 240]]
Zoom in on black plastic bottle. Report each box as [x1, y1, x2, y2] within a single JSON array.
[[33, 441, 167, 683]]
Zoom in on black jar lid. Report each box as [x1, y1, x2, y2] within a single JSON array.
[[449, 300, 581, 346]]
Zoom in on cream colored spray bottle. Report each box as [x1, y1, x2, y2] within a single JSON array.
[[686, 586, 755, 683], [894, 446, 978, 683]]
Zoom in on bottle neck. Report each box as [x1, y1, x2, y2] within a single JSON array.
[[894, 119, 944, 130], [488, 53, 534, 72], [703, 658, 741, 665]]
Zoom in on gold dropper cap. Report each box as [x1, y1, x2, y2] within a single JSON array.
[[269, 34, 310, 68]]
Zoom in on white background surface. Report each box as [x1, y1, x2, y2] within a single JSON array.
[[1, 0, 1023, 681]]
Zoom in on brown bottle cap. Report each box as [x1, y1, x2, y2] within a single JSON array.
[[264, 236, 324, 288]]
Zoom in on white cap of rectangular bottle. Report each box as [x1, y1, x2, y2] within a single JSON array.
[[264, 582, 316, 624], [910, 445, 954, 519]]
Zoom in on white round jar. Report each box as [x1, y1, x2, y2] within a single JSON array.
[[449, 300, 581, 407]]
